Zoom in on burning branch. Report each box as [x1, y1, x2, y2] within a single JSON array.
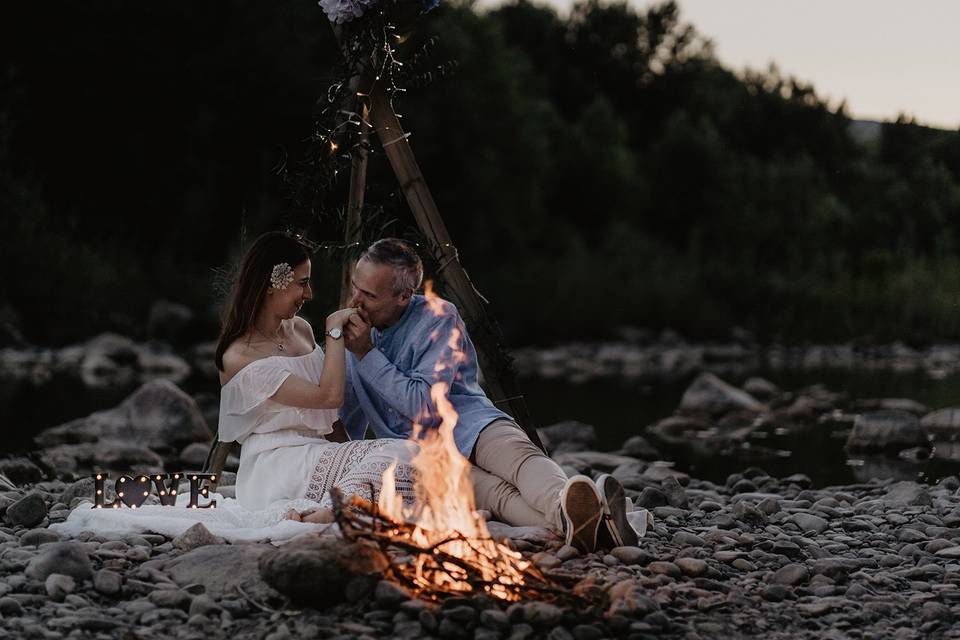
[[331, 490, 589, 606]]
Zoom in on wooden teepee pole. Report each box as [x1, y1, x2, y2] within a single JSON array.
[[362, 81, 544, 451], [340, 100, 371, 307]]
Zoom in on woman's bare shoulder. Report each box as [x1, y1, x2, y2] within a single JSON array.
[[220, 340, 260, 385]]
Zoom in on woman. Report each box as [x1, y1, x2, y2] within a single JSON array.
[[215, 232, 416, 521]]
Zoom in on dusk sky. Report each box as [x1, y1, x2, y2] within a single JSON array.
[[479, 0, 960, 130]]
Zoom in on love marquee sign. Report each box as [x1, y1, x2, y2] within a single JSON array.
[[92, 473, 218, 509]]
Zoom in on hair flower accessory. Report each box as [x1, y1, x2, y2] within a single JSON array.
[[270, 263, 295, 290]]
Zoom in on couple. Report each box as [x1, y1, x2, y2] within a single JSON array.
[[216, 232, 636, 552]]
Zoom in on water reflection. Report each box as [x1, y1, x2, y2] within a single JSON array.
[[521, 368, 960, 487]]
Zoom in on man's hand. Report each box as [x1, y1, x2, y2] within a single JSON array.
[[345, 313, 373, 358]]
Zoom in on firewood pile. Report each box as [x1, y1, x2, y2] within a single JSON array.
[[331, 489, 597, 607]]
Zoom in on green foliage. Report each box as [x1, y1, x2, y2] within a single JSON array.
[[1, 0, 959, 345]]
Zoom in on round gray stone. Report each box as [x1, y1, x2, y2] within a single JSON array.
[[25, 541, 93, 582], [5, 493, 47, 528]]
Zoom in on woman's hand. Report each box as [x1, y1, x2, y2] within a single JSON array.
[[326, 307, 359, 331]]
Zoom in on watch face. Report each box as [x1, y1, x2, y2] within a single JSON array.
[[328, 327, 343, 339]]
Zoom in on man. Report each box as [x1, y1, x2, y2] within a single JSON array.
[[338, 238, 637, 552]]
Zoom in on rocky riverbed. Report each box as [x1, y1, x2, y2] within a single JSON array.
[[3, 455, 960, 639], [5, 323, 960, 638]]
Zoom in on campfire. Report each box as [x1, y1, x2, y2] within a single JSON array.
[[332, 285, 585, 604], [332, 383, 579, 603]]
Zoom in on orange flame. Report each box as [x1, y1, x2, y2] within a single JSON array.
[[378, 383, 530, 599], [423, 280, 446, 316], [377, 283, 529, 600]]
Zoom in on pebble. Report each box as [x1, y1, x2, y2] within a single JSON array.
[[789, 513, 829, 534], [556, 545, 579, 561], [172, 523, 225, 551], [648, 561, 681, 578], [45, 573, 76, 600], [148, 589, 193, 611], [480, 608, 509, 629], [521, 602, 562, 627], [761, 585, 791, 602], [661, 477, 689, 508], [675, 557, 707, 576], [572, 624, 603, 640], [770, 563, 809, 586], [609, 546, 651, 565], [189, 594, 220, 617], [671, 531, 706, 547], [20, 528, 61, 546], [374, 580, 411, 607], [0, 596, 24, 615]]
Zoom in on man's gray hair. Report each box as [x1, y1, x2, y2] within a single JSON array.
[[360, 238, 424, 294]]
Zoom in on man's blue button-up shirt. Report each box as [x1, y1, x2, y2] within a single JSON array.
[[340, 294, 511, 457]]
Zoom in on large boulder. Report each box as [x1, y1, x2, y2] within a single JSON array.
[[40, 441, 165, 472], [742, 377, 779, 400], [3, 333, 190, 391], [0, 457, 44, 485], [35, 380, 212, 450], [537, 421, 596, 452], [617, 435, 660, 460], [921, 408, 960, 441], [189, 342, 219, 382], [855, 398, 929, 415], [4, 493, 47, 527], [79, 333, 140, 388], [80, 332, 191, 388], [259, 535, 389, 604], [164, 544, 277, 601], [679, 373, 766, 416], [146, 300, 195, 344], [846, 411, 928, 452], [882, 481, 933, 507], [646, 415, 711, 444], [25, 542, 93, 582], [551, 451, 639, 473]]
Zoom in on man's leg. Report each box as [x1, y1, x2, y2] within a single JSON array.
[[470, 466, 548, 527], [472, 419, 569, 532]]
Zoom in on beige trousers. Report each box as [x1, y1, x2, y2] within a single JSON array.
[[470, 419, 568, 532]]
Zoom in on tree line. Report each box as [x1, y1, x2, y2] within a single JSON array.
[[1, 0, 958, 345]]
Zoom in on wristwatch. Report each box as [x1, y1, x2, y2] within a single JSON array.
[[325, 327, 343, 340]]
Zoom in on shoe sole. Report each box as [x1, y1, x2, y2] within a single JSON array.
[[561, 477, 603, 553], [597, 474, 639, 548]]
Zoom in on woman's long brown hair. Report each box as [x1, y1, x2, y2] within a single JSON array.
[[215, 232, 309, 371]]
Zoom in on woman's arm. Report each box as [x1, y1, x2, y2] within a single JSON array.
[[270, 309, 356, 410]]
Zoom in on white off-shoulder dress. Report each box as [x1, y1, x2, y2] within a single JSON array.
[[218, 345, 417, 511]]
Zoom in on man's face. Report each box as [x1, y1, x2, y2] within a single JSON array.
[[350, 258, 411, 329]]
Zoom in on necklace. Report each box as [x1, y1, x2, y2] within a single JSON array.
[[253, 323, 285, 352]]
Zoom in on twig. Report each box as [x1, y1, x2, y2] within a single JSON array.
[[236, 584, 282, 614], [329, 488, 595, 606]]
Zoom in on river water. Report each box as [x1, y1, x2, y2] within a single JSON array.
[[7, 363, 960, 488], [520, 367, 960, 488]]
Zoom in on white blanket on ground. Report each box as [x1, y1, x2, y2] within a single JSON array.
[[50, 493, 336, 544], [51, 496, 652, 546]]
